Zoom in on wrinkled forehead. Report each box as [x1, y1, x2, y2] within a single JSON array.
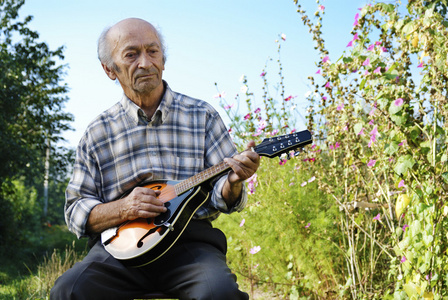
[[108, 19, 161, 53]]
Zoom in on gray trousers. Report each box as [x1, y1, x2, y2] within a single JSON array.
[[50, 220, 248, 300]]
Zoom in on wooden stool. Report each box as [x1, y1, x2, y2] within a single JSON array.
[[133, 292, 178, 299]]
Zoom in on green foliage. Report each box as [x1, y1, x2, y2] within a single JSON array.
[[0, 0, 73, 185], [0, 0, 74, 255], [215, 158, 342, 299], [295, 0, 448, 298], [214, 0, 448, 298], [0, 226, 87, 300]]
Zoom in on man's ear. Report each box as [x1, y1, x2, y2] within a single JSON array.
[[102, 63, 117, 81]]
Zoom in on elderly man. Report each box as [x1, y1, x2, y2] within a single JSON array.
[[50, 18, 259, 300]]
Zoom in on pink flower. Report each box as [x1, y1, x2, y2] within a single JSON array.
[[246, 174, 258, 195], [279, 159, 287, 166], [284, 95, 294, 101], [370, 126, 378, 139], [305, 223, 311, 228], [337, 102, 344, 110], [347, 40, 353, 47], [316, 69, 321, 75], [401, 256, 406, 263], [373, 213, 381, 221], [357, 127, 364, 136], [214, 92, 226, 99], [402, 224, 409, 231], [330, 142, 340, 150], [224, 104, 234, 110], [318, 5, 325, 11], [417, 61, 424, 68], [354, 13, 359, 20], [325, 82, 331, 88], [322, 56, 329, 63], [399, 140, 406, 146], [398, 180, 405, 188], [244, 113, 251, 120], [373, 67, 381, 74], [280, 33, 286, 41], [394, 98, 404, 106], [260, 71, 266, 77], [367, 44, 375, 51], [239, 218, 245, 227], [353, 19, 359, 27], [301, 181, 307, 187], [364, 70, 370, 76], [369, 119, 374, 125], [362, 58, 370, 66], [367, 159, 376, 167], [250, 246, 261, 254], [380, 47, 387, 52], [308, 176, 316, 183], [375, 41, 382, 46], [353, 33, 359, 41]]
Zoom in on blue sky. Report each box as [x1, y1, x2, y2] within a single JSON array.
[[20, 0, 369, 147]]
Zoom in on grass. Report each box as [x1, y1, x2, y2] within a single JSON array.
[[0, 225, 87, 300]]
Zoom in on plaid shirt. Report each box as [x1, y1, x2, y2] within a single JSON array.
[[65, 82, 247, 238]]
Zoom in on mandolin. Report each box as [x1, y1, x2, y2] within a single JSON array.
[[101, 129, 312, 267]]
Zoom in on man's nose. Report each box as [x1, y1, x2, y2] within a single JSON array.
[[138, 52, 153, 69]]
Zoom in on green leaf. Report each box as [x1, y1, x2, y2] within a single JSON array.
[[423, 234, 434, 246], [389, 102, 403, 115], [394, 155, 416, 175], [442, 172, 448, 183], [354, 123, 363, 135], [402, 21, 416, 35], [385, 141, 399, 155]]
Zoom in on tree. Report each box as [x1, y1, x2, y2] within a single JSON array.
[[0, 0, 73, 187], [0, 0, 73, 249]]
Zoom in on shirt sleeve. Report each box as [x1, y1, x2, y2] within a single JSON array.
[[210, 175, 248, 214], [201, 108, 248, 216], [65, 137, 103, 239]]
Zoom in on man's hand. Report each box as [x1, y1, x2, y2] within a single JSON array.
[[86, 187, 167, 235], [222, 141, 260, 205], [120, 187, 167, 220]]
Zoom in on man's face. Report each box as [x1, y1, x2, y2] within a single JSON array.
[[106, 20, 165, 97]]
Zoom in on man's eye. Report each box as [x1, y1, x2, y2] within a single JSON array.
[[125, 53, 136, 58]]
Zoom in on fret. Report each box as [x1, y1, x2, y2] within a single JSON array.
[[174, 161, 230, 195]]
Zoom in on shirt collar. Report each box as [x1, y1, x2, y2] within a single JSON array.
[[120, 80, 174, 126]]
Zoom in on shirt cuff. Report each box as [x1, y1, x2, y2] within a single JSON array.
[[66, 198, 102, 239], [212, 175, 248, 214]]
